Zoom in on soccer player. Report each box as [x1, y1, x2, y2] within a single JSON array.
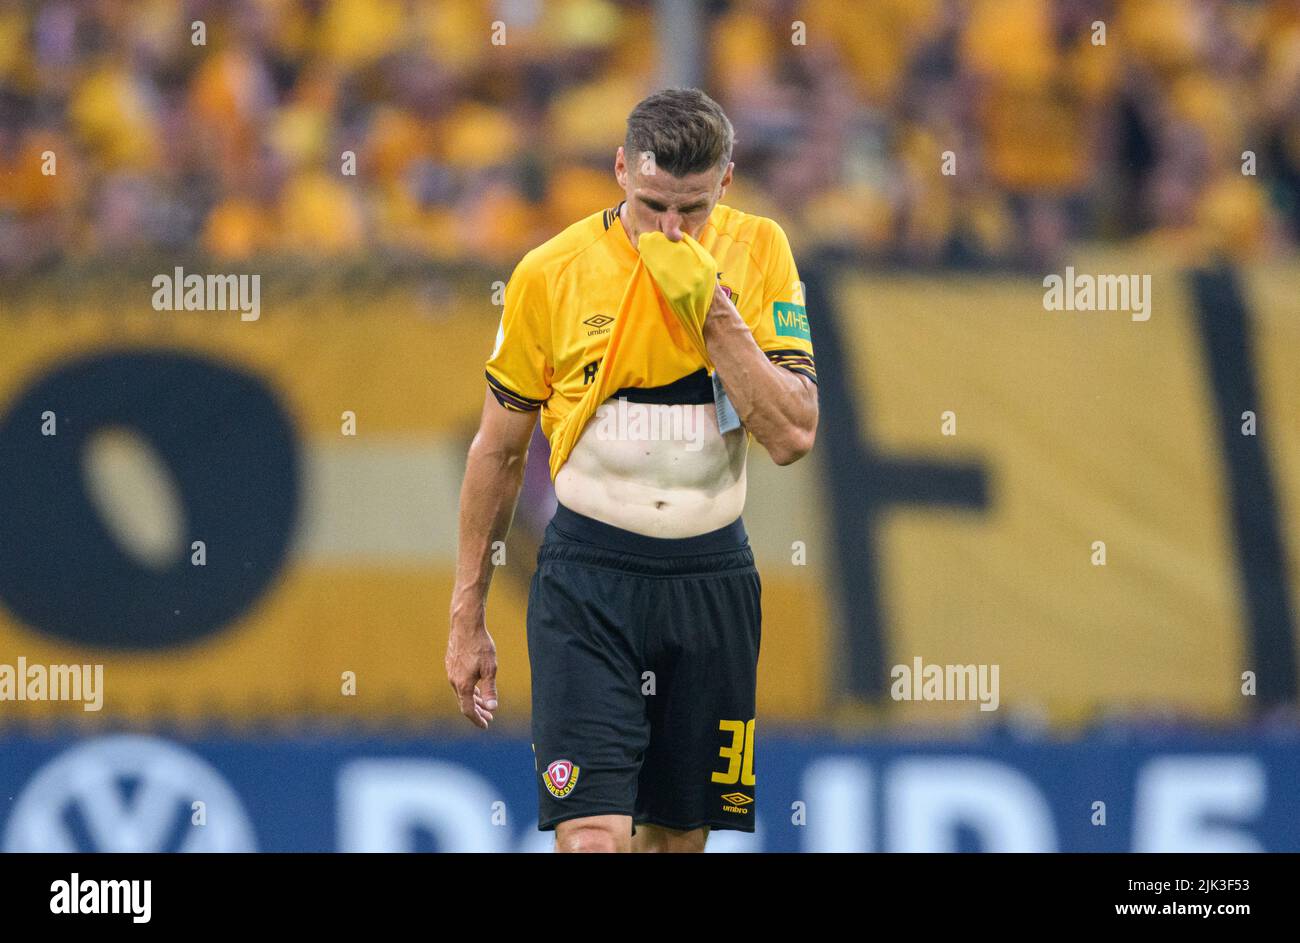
[[445, 88, 818, 853]]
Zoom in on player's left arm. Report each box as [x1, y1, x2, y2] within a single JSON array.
[[702, 222, 818, 466]]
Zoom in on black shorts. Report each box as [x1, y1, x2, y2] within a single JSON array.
[[527, 502, 762, 834]]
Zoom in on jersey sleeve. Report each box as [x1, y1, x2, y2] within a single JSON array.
[[747, 219, 817, 384], [485, 255, 552, 411]]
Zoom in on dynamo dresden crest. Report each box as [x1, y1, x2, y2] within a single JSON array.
[[543, 759, 580, 798]]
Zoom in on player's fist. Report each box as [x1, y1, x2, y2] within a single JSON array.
[[707, 282, 739, 322]]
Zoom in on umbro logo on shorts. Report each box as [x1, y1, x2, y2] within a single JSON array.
[[721, 792, 752, 814], [544, 759, 580, 798]]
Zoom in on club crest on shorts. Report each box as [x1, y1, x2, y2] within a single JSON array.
[[543, 759, 580, 798]]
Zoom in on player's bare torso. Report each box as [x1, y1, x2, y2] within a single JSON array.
[[554, 402, 749, 538]]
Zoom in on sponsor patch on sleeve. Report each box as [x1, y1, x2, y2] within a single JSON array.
[[773, 302, 810, 340]]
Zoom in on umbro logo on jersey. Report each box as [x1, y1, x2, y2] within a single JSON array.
[[583, 314, 613, 328]]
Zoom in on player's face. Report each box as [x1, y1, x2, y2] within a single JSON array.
[[615, 146, 733, 246]]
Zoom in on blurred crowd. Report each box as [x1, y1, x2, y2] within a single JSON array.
[[1, 0, 1298, 274]]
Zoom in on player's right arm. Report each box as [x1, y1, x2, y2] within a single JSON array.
[[446, 390, 537, 729], [446, 255, 552, 730]]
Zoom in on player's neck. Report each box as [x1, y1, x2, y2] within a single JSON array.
[[616, 200, 635, 252]]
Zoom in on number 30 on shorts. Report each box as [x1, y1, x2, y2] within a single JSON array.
[[711, 718, 756, 786]]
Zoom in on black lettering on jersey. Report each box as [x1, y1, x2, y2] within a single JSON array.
[[583, 359, 601, 385]]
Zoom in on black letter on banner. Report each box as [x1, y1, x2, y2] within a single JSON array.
[[0, 350, 299, 649], [805, 254, 990, 701], [1190, 266, 1298, 707]]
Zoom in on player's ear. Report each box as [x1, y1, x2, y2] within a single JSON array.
[[718, 161, 734, 196], [615, 146, 628, 187]]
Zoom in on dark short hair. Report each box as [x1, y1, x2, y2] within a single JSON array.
[[624, 88, 734, 177]]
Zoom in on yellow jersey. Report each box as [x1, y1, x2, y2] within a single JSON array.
[[485, 200, 816, 468]]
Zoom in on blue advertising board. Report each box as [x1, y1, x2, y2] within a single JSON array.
[[2, 729, 1297, 852]]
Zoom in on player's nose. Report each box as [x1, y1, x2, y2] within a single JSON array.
[[662, 213, 684, 242]]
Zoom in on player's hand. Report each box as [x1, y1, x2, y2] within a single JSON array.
[[445, 625, 499, 730]]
